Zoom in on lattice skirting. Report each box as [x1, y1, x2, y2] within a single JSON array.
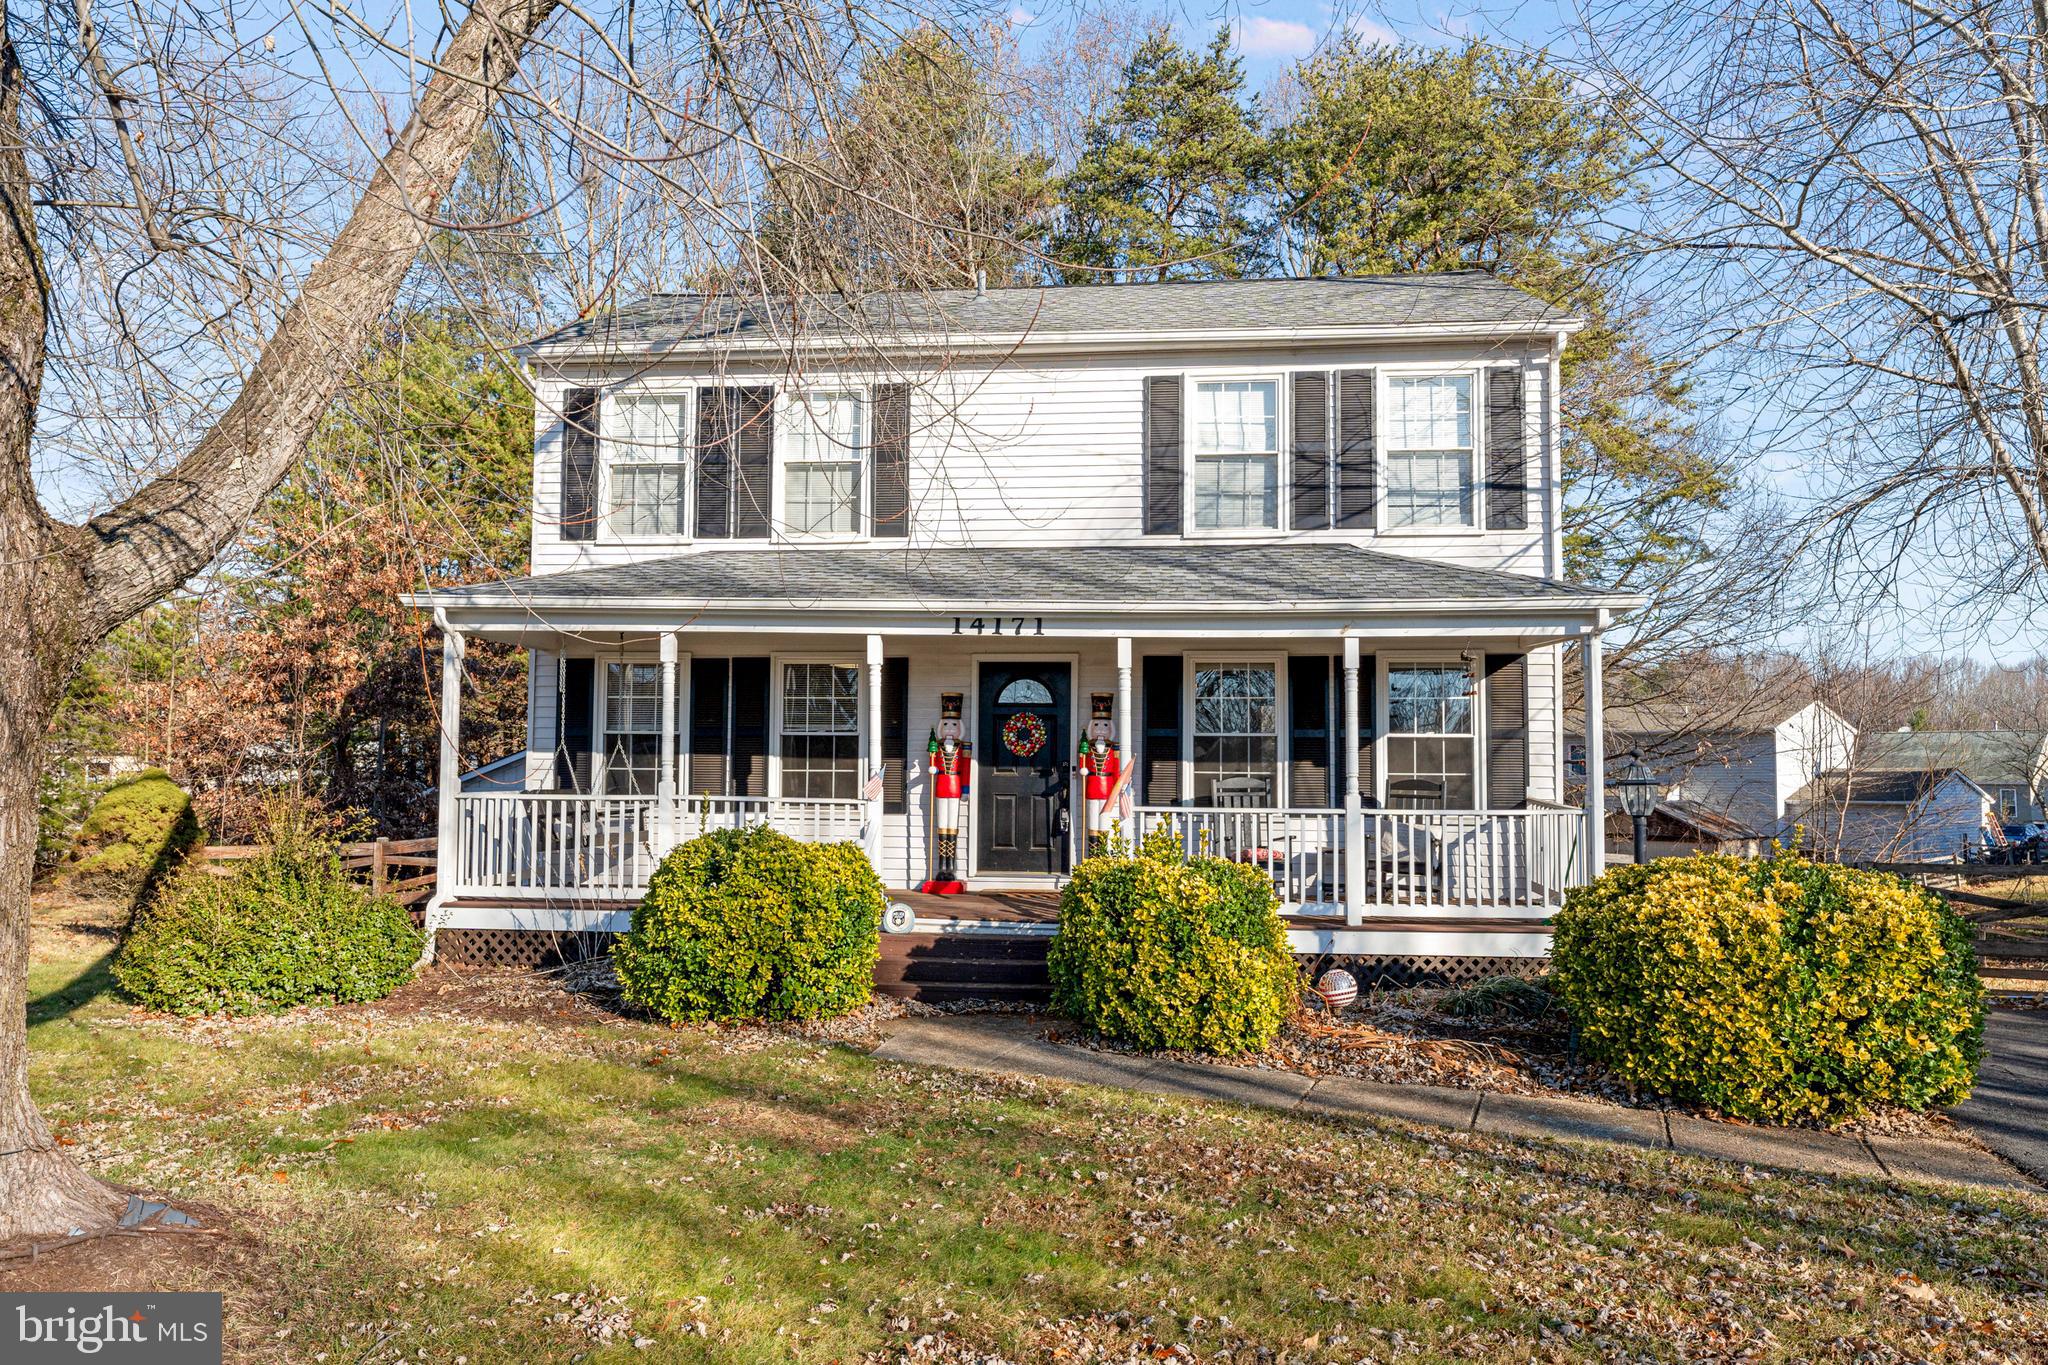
[[433, 927, 617, 970], [1299, 952, 1549, 989]]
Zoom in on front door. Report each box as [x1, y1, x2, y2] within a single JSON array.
[[976, 662, 1070, 876]]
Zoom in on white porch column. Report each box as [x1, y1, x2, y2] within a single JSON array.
[[433, 615, 466, 921], [865, 633, 885, 868], [1581, 627, 1607, 882], [657, 632, 679, 852], [1342, 636, 1364, 926], [1115, 637, 1134, 845]]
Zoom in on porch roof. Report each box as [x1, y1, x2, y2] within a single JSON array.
[[416, 544, 1638, 615]]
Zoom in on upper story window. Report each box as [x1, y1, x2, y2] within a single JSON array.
[[1191, 380, 1279, 531], [782, 392, 865, 535], [1383, 374, 1475, 529], [604, 394, 689, 537]]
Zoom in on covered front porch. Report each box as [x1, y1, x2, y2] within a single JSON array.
[[415, 545, 1632, 956]]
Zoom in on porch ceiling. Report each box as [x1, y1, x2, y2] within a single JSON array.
[[414, 544, 1640, 624]]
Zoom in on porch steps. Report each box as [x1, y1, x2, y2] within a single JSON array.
[[874, 932, 1052, 1005]]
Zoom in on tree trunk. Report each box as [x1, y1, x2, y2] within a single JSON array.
[[0, 0, 560, 1241]]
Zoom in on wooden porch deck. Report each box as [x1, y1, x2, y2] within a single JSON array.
[[887, 888, 1551, 937]]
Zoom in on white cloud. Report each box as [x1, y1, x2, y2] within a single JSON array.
[[1007, 7, 1037, 26], [1344, 14, 1401, 47], [1230, 16, 1319, 58]]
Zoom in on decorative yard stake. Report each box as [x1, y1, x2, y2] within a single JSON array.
[[1315, 968, 1359, 1012], [1077, 691, 1123, 858], [920, 693, 972, 894]]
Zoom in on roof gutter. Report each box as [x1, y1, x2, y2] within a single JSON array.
[[404, 589, 1648, 614]]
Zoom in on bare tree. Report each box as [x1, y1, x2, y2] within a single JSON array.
[[1566, 0, 2048, 622]]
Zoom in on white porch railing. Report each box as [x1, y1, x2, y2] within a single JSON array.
[[1131, 807, 1346, 907], [450, 793, 867, 899], [1131, 804, 1584, 916]]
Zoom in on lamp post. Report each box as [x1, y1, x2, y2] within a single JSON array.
[[1613, 749, 1659, 865]]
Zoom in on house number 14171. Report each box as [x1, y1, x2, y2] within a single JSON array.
[[952, 616, 1046, 636]]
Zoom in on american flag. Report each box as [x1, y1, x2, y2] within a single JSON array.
[[864, 768, 885, 801]]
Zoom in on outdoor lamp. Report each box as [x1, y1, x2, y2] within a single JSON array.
[[1613, 749, 1659, 865]]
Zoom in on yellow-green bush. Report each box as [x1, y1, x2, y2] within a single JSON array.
[[114, 832, 422, 1015], [59, 769, 201, 901], [1048, 833, 1297, 1055], [612, 825, 883, 1023], [1551, 852, 1982, 1122]]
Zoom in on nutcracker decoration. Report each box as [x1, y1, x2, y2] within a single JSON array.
[[1077, 692, 1122, 857], [921, 693, 972, 894]]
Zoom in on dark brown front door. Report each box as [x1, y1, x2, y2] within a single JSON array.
[[976, 662, 1070, 875]]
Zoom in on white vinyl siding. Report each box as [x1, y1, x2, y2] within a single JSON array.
[[604, 394, 688, 538], [1383, 374, 1475, 529], [1191, 379, 1280, 530]]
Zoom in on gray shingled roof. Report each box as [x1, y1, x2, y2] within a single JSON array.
[[427, 544, 1617, 610], [525, 273, 1569, 357], [1857, 730, 2044, 787], [1789, 768, 1984, 807]]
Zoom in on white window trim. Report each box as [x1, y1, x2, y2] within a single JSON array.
[[1183, 373, 1289, 539], [769, 653, 866, 802], [1374, 367, 1489, 538], [598, 389, 693, 544], [776, 389, 871, 541], [1182, 654, 1289, 808], [1379, 655, 1486, 810]]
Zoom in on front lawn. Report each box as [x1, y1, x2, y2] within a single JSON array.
[[17, 896, 2048, 1363]]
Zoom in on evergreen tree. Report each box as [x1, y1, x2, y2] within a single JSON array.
[[757, 29, 1053, 292], [1048, 28, 1266, 282]]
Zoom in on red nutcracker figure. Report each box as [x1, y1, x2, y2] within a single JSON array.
[[921, 693, 972, 894], [1078, 692, 1122, 857]]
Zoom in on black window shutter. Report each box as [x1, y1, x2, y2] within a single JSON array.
[[1336, 369, 1375, 529], [1288, 656, 1332, 806], [1141, 654, 1183, 805], [1486, 367, 1528, 530], [872, 383, 911, 539], [556, 657, 595, 792], [882, 656, 910, 813], [559, 388, 599, 542], [688, 658, 730, 794], [733, 386, 774, 539], [1290, 372, 1330, 531], [730, 656, 771, 797], [695, 387, 732, 539], [1485, 653, 1530, 808], [1143, 376, 1183, 536]]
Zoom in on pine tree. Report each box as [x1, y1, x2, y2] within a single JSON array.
[[1048, 28, 1266, 282]]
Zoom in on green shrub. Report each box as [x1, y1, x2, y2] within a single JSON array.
[[59, 769, 201, 900], [114, 833, 423, 1014], [1550, 852, 1983, 1123], [612, 825, 883, 1023], [1048, 834, 1297, 1055]]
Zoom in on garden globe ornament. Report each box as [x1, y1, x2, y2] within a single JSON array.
[[882, 901, 918, 935], [1612, 749, 1660, 865], [1315, 968, 1358, 1011]]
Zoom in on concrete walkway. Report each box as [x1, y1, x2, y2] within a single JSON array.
[[1954, 1008, 2048, 1185], [872, 1015, 2038, 1196]]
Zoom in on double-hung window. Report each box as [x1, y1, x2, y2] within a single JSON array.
[[783, 392, 864, 535], [1193, 663, 1279, 805], [779, 663, 860, 799], [605, 394, 688, 537], [1191, 380, 1280, 530], [1386, 664, 1477, 808], [603, 662, 663, 794], [1383, 374, 1476, 528]]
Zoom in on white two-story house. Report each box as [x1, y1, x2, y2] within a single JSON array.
[[413, 274, 1640, 967]]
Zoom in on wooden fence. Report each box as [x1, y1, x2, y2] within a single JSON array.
[[1861, 862, 2047, 982], [194, 837, 438, 907]]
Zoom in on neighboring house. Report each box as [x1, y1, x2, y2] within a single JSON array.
[[1602, 797, 1765, 861], [410, 274, 1642, 965], [1853, 729, 2048, 826], [1569, 698, 1855, 839], [459, 754, 527, 793], [1785, 768, 1997, 863]]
